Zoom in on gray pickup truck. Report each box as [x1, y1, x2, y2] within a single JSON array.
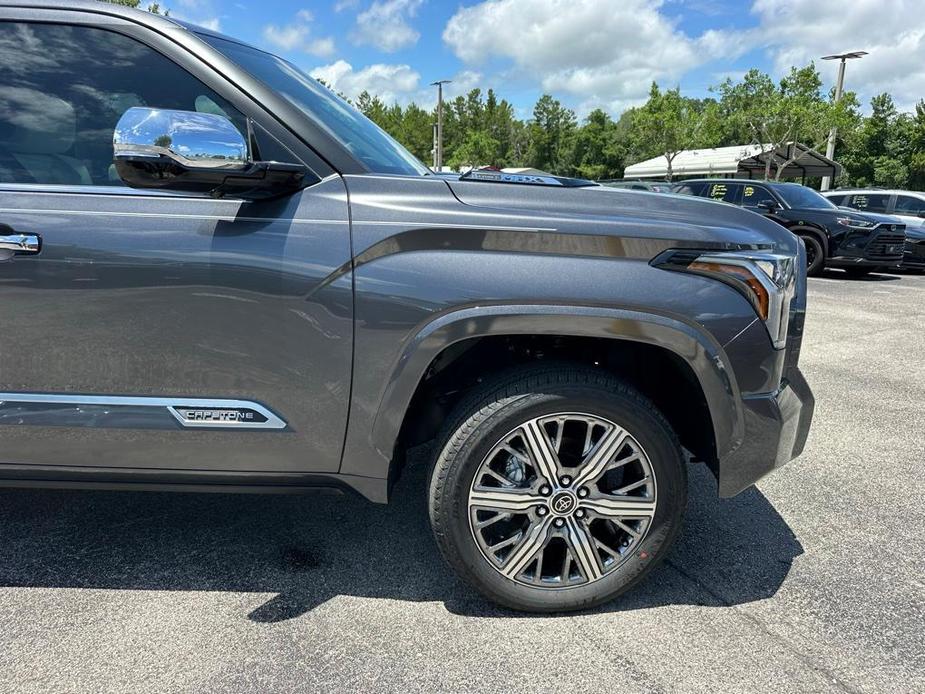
[[0, 1, 814, 612]]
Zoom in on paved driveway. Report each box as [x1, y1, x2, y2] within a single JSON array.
[[1, 270, 922, 693]]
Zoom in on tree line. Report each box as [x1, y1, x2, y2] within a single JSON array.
[[98, 1, 925, 189], [353, 65, 925, 189]]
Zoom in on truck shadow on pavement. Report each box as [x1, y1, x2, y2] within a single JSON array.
[[0, 462, 802, 622]]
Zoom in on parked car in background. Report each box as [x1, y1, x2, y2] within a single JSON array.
[[897, 227, 925, 270], [673, 179, 906, 276], [823, 189, 925, 271], [823, 189, 925, 228], [601, 180, 673, 192]]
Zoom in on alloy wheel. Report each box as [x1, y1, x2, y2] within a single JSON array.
[[467, 413, 657, 588]]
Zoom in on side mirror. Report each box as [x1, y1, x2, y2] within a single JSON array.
[[113, 107, 306, 200], [757, 200, 780, 212]]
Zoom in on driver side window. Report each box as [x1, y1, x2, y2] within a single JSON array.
[[741, 185, 777, 209], [845, 193, 890, 213], [0, 21, 246, 186], [895, 195, 925, 215]]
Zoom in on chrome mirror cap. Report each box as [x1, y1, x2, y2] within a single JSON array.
[[113, 107, 248, 171]]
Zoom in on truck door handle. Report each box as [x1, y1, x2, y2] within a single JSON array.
[[0, 232, 41, 254]]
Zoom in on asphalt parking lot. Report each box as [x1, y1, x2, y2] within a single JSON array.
[[0, 270, 922, 694]]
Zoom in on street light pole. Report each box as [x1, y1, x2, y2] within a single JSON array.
[[820, 51, 867, 191], [431, 80, 451, 171]]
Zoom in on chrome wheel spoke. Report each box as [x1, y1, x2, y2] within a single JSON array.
[[499, 443, 529, 466], [552, 417, 565, 451], [582, 493, 656, 520], [501, 517, 553, 579], [594, 536, 623, 561], [560, 553, 573, 583], [564, 517, 602, 582], [482, 467, 518, 487], [468, 411, 657, 590], [474, 511, 511, 530], [614, 475, 651, 494], [469, 487, 545, 513], [522, 419, 561, 484], [571, 426, 628, 489]]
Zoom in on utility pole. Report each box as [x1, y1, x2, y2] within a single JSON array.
[[431, 80, 451, 171], [820, 51, 867, 191]]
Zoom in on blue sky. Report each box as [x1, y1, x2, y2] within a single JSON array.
[[167, 0, 925, 117]]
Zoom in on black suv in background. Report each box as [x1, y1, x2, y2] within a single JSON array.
[[673, 179, 906, 276]]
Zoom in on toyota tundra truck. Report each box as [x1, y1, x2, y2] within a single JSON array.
[[0, 1, 813, 612]]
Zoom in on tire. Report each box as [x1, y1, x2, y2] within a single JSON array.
[[428, 364, 687, 612], [844, 267, 871, 278], [799, 233, 825, 276]]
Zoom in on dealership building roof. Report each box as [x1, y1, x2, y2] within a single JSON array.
[[623, 143, 841, 182]]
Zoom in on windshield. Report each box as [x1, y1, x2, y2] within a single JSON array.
[[201, 35, 430, 176], [774, 185, 837, 210]]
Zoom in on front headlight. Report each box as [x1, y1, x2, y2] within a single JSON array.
[[837, 217, 876, 230], [654, 250, 797, 349]]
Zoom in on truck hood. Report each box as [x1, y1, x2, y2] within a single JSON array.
[[445, 178, 801, 255]]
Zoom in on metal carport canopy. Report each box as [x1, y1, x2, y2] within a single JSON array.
[[623, 143, 842, 181]]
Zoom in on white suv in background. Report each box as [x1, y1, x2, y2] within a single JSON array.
[[824, 189, 925, 270], [824, 189, 925, 228]]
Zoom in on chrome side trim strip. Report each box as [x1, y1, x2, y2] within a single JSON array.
[[0, 208, 554, 232], [0, 207, 348, 225], [0, 393, 287, 430]]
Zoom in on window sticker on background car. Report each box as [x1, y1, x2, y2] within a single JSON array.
[[710, 184, 727, 199], [744, 186, 755, 197]]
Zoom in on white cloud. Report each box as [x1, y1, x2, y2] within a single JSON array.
[[751, 0, 925, 112], [352, 0, 424, 52], [197, 17, 221, 31], [402, 69, 485, 109], [263, 23, 308, 51], [169, 0, 221, 31], [310, 60, 421, 104], [446, 70, 482, 96], [334, 0, 359, 11], [307, 37, 337, 58], [696, 27, 757, 62], [442, 0, 741, 114], [262, 9, 337, 57]]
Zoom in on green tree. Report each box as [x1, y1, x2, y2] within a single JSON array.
[[908, 101, 925, 189], [99, 0, 167, 14], [526, 94, 576, 174], [356, 91, 391, 128], [716, 65, 859, 181], [483, 89, 521, 166], [631, 83, 720, 181], [395, 103, 433, 163], [448, 131, 500, 169], [570, 108, 626, 180]]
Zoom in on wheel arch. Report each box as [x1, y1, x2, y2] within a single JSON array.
[[339, 305, 746, 496], [789, 223, 830, 256]]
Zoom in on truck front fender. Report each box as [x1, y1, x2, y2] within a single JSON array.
[[339, 304, 746, 497]]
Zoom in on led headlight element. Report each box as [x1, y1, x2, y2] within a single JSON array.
[[836, 217, 876, 229], [655, 250, 797, 349]]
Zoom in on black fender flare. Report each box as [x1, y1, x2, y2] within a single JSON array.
[[339, 304, 748, 491]]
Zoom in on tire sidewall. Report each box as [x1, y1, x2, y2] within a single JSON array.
[[800, 234, 825, 276], [431, 383, 686, 612]]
